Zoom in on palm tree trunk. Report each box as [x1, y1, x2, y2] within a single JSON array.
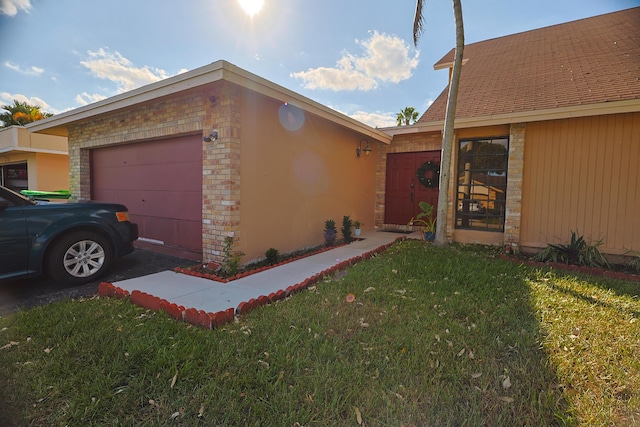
[[434, 0, 464, 246]]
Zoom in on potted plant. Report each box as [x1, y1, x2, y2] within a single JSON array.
[[353, 220, 362, 237], [324, 219, 337, 246], [341, 216, 353, 243], [408, 201, 436, 241]]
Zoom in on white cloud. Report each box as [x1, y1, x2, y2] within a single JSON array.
[[329, 103, 397, 128], [80, 48, 184, 94], [0, 0, 31, 16], [0, 92, 59, 114], [75, 92, 107, 106], [348, 110, 397, 128], [291, 31, 419, 92], [4, 61, 43, 76]]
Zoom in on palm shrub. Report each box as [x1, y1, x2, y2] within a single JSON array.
[[341, 215, 353, 243], [221, 233, 245, 276], [323, 219, 337, 246], [534, 231, 608, 268], [626, 250, 640, 272], [265, 248, 279, 265]]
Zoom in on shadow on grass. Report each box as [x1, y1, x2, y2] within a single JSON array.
[[0, 241, 581, 426]]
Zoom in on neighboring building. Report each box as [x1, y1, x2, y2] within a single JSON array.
[[28, 61, 390, 261], [381, 7, 640, 258], [0, 126, 68, 192]]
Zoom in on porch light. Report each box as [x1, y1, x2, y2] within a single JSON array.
[[356, 138, 372, 158], [204, 129, 219, 143]]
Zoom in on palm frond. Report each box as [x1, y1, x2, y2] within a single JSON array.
[[413, 0, 425, 46]]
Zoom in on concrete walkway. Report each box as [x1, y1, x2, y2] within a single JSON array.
[[108, 230, 417, 319]]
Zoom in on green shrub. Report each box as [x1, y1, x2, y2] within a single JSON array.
[[341, 215, 353, 243], [324, 219, 337, 246], [265, 248, 280, 265], [626, 250, 640, 272], [534, 231, 608, 268]]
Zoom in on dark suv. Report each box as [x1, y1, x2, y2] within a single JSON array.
[[0, 185, 138, 284]]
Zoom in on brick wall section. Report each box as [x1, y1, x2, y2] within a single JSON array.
[[376, 132, 456, 239], [66, 85, 243, 263], [201, 83, 242, 262], [504, 123, 526, 249], [67, 91, 207, 200]]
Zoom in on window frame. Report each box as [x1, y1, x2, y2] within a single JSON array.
[[455, 136, 509, 232]]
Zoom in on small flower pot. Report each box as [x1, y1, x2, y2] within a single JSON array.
[[354, 228, 361, 237], [424, 231, 435, 241]]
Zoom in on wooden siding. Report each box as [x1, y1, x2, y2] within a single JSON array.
[[520, 112, 640, 255]]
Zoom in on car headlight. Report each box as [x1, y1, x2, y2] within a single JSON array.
[[115, 211, 130, 222]]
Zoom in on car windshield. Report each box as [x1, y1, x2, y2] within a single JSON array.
[[1, 185, 36, 205]]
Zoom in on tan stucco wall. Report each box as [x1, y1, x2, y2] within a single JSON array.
[[0, 126, 67, 152], [239, 91, 377, 261], [31, 153, 69, 191]]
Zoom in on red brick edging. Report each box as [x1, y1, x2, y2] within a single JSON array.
[[499, 255, 640, 282], [98, 237, 405, 329]]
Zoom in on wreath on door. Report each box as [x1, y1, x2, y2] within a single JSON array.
[[416, 161, 440, 188]]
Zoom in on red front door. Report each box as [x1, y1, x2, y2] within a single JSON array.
[[384, 151, 441, 225]]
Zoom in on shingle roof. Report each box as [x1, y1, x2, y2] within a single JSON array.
[[418, 7, 640, 123]]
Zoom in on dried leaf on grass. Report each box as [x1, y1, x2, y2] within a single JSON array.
[[171, 372, 178, 389], [0, 341, 18, 350], [354, 406, 363, 424], [498, 396, 514, 403], [502, 376, 512, 389]]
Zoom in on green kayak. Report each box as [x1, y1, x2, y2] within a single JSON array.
[[20, 189, 71, 199]]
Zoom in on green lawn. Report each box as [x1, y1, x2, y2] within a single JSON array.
[[1, 241, 638, 426]]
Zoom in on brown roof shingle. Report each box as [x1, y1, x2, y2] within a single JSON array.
[[419, 7, 640, 123]]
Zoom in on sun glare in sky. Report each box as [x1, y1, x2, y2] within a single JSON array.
[[237, 0, 264, 17]]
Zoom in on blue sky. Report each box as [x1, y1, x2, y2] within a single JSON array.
[[1, 0, 637, 127]]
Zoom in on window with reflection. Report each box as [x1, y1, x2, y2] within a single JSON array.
[[456, 137, 509, 231]]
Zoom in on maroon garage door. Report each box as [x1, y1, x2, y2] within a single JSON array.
[[91, 135, 203, 258]]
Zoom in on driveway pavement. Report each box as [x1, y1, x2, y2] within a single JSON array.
[[0, 249, 194, 316], [1, 231, 417, 318]]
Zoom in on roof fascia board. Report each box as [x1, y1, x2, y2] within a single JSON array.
[[0, 147, 68, 155], [27, 61, 227, 133], [434, 57, 469, 70], [383, 99, 640, 136], [28, 60, 391, 144]]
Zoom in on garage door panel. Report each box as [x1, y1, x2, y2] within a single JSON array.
[[131, 215, 202, 251], [92, 135, 203, 257], [92, 162, 201, 192]]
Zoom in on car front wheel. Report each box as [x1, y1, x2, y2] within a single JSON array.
[[46, 232, 113, 284]]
